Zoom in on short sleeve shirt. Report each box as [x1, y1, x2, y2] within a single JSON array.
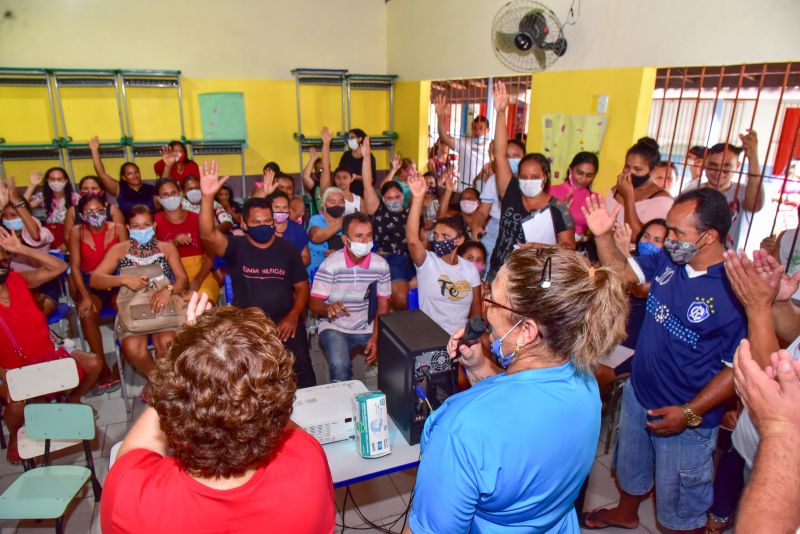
[[416, 253, 481, 335], [100, 429, 335, 534], [307, 214, 341, 271], [630, 250, 747, 428], [479, 174, 502, 220], [118, 181, 156, 216], [223, 235, 307, 323], [311, 250, 391, 335], [453, 137, 491, 192], [279, 221, 309, 255], [410, 363, 599, 533]]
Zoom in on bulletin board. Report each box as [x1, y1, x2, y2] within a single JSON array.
[[542, 114, 608, 180], [199, 92, 247, 141]]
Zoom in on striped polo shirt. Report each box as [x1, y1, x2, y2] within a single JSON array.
[[311, 249, 391, 335]]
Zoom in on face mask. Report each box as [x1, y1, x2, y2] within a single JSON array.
[[518, 178, 544, 197], [474, 135, 487, 143], [348, 240, 373, 257], [326, 205, 345, 219], [384, 199, 404, 213], [273, 212, 290, 224], [2, 218, 23, 232], [431, 238, 457, 257], [175, 151, 184, 162], [160, 196, 182, 212], [471, 261, 486, 273], [637, 241, 662, 256], [630, 173, 651, 188], [664, 233, 706, 265], [246, 224, 276, 244], [85, 212, 107, 228], [568, 174, 588, 190], [347, 138, 359, 150], [129, 227, 155, 245], [48, 181, 67, 193], [509, 158, 521, 176], [490, 320, 523, 369], [460, 200, 479, 214], [0, 259, 11, 285], [426, 186, 437, 195], [185, 190, 202, 204]]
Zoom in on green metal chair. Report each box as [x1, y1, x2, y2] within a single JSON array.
[[0, 403, 102, 534]]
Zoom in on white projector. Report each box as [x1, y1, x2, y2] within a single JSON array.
[[291, 380, 369, 445]]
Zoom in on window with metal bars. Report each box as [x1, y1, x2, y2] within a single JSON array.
[[427, 75, 532, 191], [647, 62, 800, 254]]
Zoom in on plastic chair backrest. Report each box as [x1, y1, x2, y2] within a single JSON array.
[[7, 358, 80, 402], [24, 403, 96, 441], [408, 288, 419, 310], [224, 274, 234, 303]]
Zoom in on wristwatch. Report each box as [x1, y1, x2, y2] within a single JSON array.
[[682, 405, 703, 428]]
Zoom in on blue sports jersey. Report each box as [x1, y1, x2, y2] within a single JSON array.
[[409, 363, 599, 533], [631, 250, 746, 428]]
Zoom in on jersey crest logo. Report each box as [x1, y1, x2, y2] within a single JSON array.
[[687, 297, 715, 324], [655, 266, 674, 286]]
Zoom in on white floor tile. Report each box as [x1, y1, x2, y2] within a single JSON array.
[[83, 397, 130, 426], [335, 476, 409, 528], [101, 422, 132, 458], [582, 460, 622, 513]]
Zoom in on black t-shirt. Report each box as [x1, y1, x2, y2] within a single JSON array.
[[338, 151, 377, 198], [119, 181, 155, 217], [223, 235, 306, 322], [489, 179, 570, 275]]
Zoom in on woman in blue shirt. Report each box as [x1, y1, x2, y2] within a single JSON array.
[[406, 247, 629, 533]]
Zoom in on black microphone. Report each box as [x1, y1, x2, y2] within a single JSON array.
[[456, 317, 488, 355]]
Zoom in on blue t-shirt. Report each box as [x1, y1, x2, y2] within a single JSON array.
[[307, 214, 342, 271], [281, 220, 309, 254], [409, 363, 599, 534], [631, 251, 746, 428]]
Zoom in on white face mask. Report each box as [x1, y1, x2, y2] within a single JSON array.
[[347, 138, 359, 151], [518, 178, 544, 198], [185, 189, 202, 204], [460, 200, 479, 214], [160, 195, 182, 211], [348, 240, 373, 257], [48, 181, 67, 193]]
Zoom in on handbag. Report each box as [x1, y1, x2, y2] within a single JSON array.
[[115, 264, 186, 336]]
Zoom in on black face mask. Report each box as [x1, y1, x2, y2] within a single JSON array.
[[631, 173, 651, 188], [326, 206, 345, 219]]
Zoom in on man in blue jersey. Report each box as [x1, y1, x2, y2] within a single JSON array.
[[581, 188, 746, 533]]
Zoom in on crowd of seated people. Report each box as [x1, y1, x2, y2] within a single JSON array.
[[1, 79, 798, 533]]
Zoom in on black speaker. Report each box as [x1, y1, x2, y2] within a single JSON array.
[[378, 310, 457, 445]]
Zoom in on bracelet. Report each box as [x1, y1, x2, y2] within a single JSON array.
[[13, 199, 28, 209]]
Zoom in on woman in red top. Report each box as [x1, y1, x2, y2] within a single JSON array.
[[154, 141, 200, 186], [154, 178, 219, 302], [0, 226, 103, 463], [101, 294, 335, 533], [68, 194, 128, 392]]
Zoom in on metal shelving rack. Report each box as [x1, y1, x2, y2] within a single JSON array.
[[346, 73, 398, 159], [0, 68, 64, 181]]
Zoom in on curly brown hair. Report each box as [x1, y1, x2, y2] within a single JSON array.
[[149, 306, 297, 479]]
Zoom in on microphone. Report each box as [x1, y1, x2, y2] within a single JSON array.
[[456, 317, 488, 356]]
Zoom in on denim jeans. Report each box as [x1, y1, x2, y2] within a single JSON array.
[[319, 329, 373, 382], [615, 381, 718, 531]]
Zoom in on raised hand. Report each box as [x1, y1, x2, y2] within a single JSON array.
[[391, 153, 401, 171], [186, 291, 212, 326], [739, 129, 759, 161], [434, 94, 448, 117], [408, 172, 427, 199], [7, 176, 20, 202], [753, 249, 800, 301], [309, 146, 318, 161], [199, 160, 229, 197], [581, 193, 621, 237], [0, 180, 10, 208], [612, 222, 633, 256], [262, 167, 277, 194], [88, 135, 100, 153], [321, 126, 332, 145], [443, 167, 458, 192], [29, 171, 43, 188], [723, 249, 782, 312], [0, 227, 24, 254], [160, 145, 178, 165], [360, 136, 371, 158], [492, 80, 509, 112]]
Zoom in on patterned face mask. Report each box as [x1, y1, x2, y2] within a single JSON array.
[[431, 238, 457, 257], [384, 199, 404, 213]]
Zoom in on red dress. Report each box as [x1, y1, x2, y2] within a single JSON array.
[[100, 428, 336, 534], [154, 160, 201, 186], [0, 272, 60, 369], [154, 211, 202, 257]]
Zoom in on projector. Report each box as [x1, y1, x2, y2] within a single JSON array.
[[291, 380, 369, 445]]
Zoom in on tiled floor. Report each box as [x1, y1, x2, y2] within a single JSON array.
[[0, 325, 659, 533]]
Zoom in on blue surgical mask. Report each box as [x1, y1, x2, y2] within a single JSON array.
[[246, 224, 275, 244], [490, 320, 523, 369], [509, 158, 521, 176], [129, 226, 155, 245], [637, 241, 662, 256], [2, 218, 23, 232]]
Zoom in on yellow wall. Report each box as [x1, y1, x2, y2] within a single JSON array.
[[528, 68, 657, 193], [393, 81, 431, 169]]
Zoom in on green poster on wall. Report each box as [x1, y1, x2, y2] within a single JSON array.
[[199, 92, 247, 141], [542, 114, 608, 181]]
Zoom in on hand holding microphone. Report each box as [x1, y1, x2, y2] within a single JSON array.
[[448, 317, 488, 370]]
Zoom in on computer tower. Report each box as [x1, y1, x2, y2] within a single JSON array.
[[378, 310, 457, 446]]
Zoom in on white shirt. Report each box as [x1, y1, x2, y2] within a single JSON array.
[[454, 137, 491, 192], [416, 252, 481, 335], [344, 194, 362, 215], [479, 174, 502, 220], [732, 335, 800, 468], [683, 179, 766, 250]]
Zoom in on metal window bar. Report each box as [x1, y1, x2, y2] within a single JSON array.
[[648, 62, 800, 253]]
